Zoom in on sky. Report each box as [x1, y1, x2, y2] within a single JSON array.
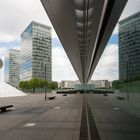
[[0, 0, 140, 82]]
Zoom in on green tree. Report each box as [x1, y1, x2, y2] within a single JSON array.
[[29, 78, 40, 92], [112, 80, 123, 89], [49, 81, 58, 90], [39, 79, 44, 88], [19, 81, 29, 90], [19, 81, 24, 89]]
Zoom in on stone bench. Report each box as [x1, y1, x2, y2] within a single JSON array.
[[0, 105, 13, 112], [47, 96, 56, 100]]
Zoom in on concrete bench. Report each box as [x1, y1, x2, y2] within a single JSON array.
[[63, 93, 67, 96], [103, 93, 108, 96], [0, 105, 13, 112], [47, 96, 56, 100], [117, 96, 126, 100]]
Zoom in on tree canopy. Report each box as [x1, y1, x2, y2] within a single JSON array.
[[19, 78, 58, 92]]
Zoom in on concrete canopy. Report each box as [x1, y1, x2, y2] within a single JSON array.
[[41, 0, 127, 83]]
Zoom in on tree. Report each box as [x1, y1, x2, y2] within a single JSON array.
[[29, 78, 40, 92], [19, 81, 29, 90], [112, 80, 122, 89], [49, 81, 58, 90], [19, 81, 24, 89], [38, 79, 44, 88]]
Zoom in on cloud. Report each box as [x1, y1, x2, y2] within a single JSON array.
[[0, 0, 139, 82], [112, 0, 140, 35], [52, 47, 78, 82], [0, 34, 18, 42], [52, 40, 118, 82], [0, 44, 19, 81], [0, 0, 56, 42], [91, 44, 118, 81], [0, 47, 7, 58], [120, 0, 140, 20]]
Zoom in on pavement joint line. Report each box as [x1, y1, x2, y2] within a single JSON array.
[[54, 106, 61, 109], [114, 107, 120, 110], [11, 107, 16, 110], [65, 101, 68, 103], [104, 101, 108, 103], [24, 123, 37, 127]]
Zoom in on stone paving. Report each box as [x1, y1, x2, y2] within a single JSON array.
[[86, 94, 140, 140], [0, 93, 140, 140], [0, 94, 82, 140]]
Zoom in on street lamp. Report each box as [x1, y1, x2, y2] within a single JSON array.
[[40, 63, 47, 101], [0, 58, 3, 69], [126, 58, 132, 102], [126, 60, 129, 102]]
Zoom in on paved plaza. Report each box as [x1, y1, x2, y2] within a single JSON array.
[[0, 93, 140, 140]]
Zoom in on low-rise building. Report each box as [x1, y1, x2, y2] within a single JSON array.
[[59, 80, 111, 89]]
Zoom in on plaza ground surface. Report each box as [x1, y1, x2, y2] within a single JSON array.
[[0, 93, 140, 140]]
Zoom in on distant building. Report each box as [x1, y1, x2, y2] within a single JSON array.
[[119, 12, 140, 80], [20, 21, 52, 81], [60, 80, 110, 89], [88, 80, 110, 88], [4, 49, 20, 87], [61, 80, 80, 89]]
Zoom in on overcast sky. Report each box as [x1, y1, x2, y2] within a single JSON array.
[[0, 0, 140, 82]]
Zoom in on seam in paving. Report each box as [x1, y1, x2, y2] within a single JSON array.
[[86, 102, 101, 140], [79, 95, 89, 140]]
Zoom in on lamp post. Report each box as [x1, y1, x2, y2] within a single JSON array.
[[40, 63, 47, 101], [0, 58, 3, 69], [126, 58, 132, 102], [126, 60, 129, 102], [44, 63, 47, 101], [0, 58, 3, 80]]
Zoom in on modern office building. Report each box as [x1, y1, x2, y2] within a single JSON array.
[[20, 21, 52, 81], [119, 12, 140, 80], [4, 49, 20, 87]]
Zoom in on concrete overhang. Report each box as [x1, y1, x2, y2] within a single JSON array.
[[41, 0, 127, 83]]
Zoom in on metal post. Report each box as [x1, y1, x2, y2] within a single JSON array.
[[126, 61, 129, 102], [45, 64, 47, 101]]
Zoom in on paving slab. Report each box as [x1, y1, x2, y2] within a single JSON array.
[[86, 94, 140, 140], [1, 93, 140, 140], [0, 94, 83, 140]]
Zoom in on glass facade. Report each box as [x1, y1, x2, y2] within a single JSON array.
[[119, 12, 140, 80], [20, 21, 52, 81], [4, 49, 20, 87]]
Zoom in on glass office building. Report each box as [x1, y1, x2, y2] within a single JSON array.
[[20, 21, 52, 81], [4, 49, 20, 87], [119, 12, 140, 80]]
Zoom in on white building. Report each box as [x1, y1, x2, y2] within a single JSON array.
[[61, 80, 80, 89], [60, 80, 111, 89], [4, 49, 20, 87], [88, 80, 110, 88], [20, 21, 52, 81]]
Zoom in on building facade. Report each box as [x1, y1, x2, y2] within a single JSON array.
[[88, 80, 110, 88], [119, 12, 140, 80], [60, 80, 110, 89], [4, 49, 20, 87], [20, 21, 52, 81]]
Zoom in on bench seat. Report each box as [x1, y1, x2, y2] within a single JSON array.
[[0, 105, 13, 112], [47, 96, 56, 100]]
